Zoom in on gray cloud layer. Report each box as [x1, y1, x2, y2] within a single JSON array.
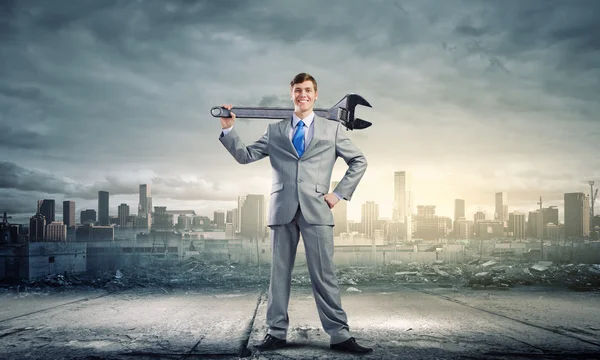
[[1, 0, 599, 221]]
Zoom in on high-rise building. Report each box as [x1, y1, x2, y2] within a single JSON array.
[[564, 192, 590, 238], [495, 192, 508, 226], [63, 200, 75, 228], [139, 184, 151, 213], [46, 221, 67, 241], [214, 211, 225, 229], [29, 213, 46, 241], [118, 203, 130, 227], [474, 211, 486, 224], [98, 191, 109, 226], [509, 212, 526, 239], [393, 171, 412, 241], [527, 210, 544, 239], [236, 195, 246, 234], [241, 194, 265, 239], [417, 205, 436, 218], [454, 199, 465, 221], [331, 181, 347, 235], [361, 201, 379, 238], [80, 209, 96, 224], [153, 206, 172, 230], [453, 218, 474, 240], [138, 184, 152, 231], [542, 206, 559, 226], [38, 199, 55, 224]]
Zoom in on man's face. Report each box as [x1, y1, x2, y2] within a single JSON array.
[[291, 80, 318, 112]]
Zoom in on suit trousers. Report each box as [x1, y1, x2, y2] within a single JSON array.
[[266, 205, 351, 344]]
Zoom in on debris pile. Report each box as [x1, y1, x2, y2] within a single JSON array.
[[462, 260, 600, 291], [5, 257, 268, 293], [2, 257, 599, 293], [291, 259, 600, 292]]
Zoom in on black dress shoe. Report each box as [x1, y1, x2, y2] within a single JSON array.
[[255, 334, 286, 350], [330, 337, 373, 354]]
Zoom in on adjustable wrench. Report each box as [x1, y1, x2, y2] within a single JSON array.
[[210, 93, 372, 130]]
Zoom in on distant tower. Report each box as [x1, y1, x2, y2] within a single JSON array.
[[590, 181, 597, 232], [454, 199, 465, 221], [38, 199, 55, 224], [98, 191, 109, 226], [393, 171, 412, 241], [138, 184, 152, 231], [63, 200, 76, 228], [361, 201, 379, 239], [564, 192, 590, 238], [495, 192, 508, 226]]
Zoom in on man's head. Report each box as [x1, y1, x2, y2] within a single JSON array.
[[290, 72, 318, 114]]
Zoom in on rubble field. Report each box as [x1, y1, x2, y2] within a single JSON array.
[[1, 258, 599, 294]]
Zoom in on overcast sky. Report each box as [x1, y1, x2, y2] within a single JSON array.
[[1, 0, 599, 224]]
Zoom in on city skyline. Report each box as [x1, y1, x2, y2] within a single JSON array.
[[5, 172, 597, 226], [1, 1, 599, 225]]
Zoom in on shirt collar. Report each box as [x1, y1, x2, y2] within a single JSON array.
[[292, 111, 315, 128]]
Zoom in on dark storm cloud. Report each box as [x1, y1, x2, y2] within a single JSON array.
[[0, 161, 237, 203], [0, 161, 72, 194], [2, 127, 52, 149], [0, 189, 39, 214], [0, 84, 43, 100]]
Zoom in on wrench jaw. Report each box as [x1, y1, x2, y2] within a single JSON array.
[[330, 94, 373, 130], [352, 118, 372, 130]]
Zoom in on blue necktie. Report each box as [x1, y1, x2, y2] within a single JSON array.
[[292, 120, 305, 157]]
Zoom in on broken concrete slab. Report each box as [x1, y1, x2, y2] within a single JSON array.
[[0, 288, 262, 359], [246, 285, 600, 359]]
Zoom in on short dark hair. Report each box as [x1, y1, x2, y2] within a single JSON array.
[[290, 73, 317, 92]]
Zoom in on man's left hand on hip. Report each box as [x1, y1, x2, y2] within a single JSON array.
[[324, 193, 340, 209]]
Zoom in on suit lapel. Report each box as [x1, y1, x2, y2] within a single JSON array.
[[302, 115, 325, 158]]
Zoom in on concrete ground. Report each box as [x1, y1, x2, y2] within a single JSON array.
[[1, 283, 599, 360]]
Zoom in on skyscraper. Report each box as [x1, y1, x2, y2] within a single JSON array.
[[118, 203, 130, 227], [138, 184, 152, 231], [509, 212, 526, 239], [214, 211, 225, 229], [393, 171, 412, 241], [38, 199, 55, 224], [495, 192, 508, 226], [361, 201, 379, 239], [63, 200, 75, 228], [564, 192, 590, 238], [98, 191, 109, 226], [139, 184, 150, 214], [331, 181, 347, 235], [454, 199, 465, 221], [241, 194, 265, 239], [29, 213, 46, 241]]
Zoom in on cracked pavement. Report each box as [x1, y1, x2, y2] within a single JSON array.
[[1, 281, 599, 359]]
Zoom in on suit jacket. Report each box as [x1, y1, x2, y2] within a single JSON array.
[[219, 115, 367, 226]]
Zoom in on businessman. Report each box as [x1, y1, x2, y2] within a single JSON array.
[[218, 73, 372, 354]]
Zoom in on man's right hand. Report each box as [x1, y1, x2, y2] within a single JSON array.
[[220, 104, 236, 129]]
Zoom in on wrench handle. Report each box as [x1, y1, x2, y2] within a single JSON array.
[[211, 106, 292, 119], [210, 106, 332, 120]]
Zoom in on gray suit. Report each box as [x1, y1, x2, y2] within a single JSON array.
[[219, 114, 367, 344]]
